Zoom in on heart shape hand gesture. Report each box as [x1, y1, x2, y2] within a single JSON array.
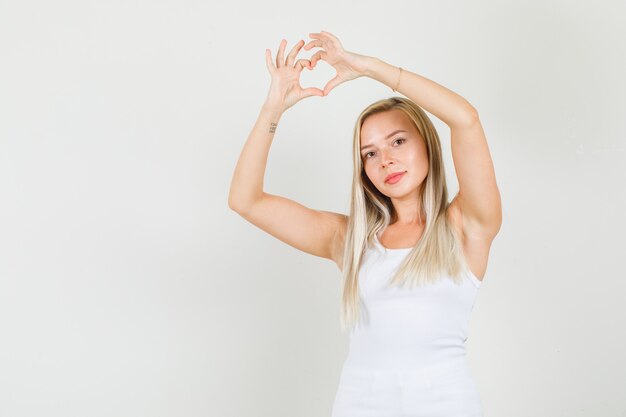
[[265, 31, 370, 113]]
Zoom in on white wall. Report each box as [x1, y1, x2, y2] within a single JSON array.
[[1, 0, 625, 416]]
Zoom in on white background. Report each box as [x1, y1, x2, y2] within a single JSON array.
[[1, 0, 625, 416]]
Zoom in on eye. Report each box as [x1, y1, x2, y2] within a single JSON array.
[[393, 138, 406, 146], [363, 151, 375, 159]]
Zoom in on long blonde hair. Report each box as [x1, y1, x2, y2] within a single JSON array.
[[340, 97, 470, 332]]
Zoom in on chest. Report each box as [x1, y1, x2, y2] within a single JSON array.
[[360, 249, 476, 303], [378, 211, 488, 281]]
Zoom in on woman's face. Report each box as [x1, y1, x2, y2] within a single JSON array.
[[359, 109, 429, 199]]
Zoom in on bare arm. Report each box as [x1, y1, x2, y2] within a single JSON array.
[[364, 58, 501, 234], [227, 102, 283, 211], [363, 58, 477, 129], [227, 38, 347, 269], [305, 30, 501, 246]]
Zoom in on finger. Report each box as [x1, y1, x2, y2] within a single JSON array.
[[276, 39, 287, 67], [295, 59, 313, 72], [320, 30, 339, 41], [303, 39, 322, 51], [309, 50, 327, 67], [301, 87, 325, 98], [319, 30, 343, 49], [286, 39, 304, 67], [312, 31, 331, 42], [265, 49, 276, 73], [323, 75, 343, 96]]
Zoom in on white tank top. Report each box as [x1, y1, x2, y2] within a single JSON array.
[[343, 231, 482, 371]]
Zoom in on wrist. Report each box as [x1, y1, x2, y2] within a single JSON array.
[[362, 56, 380, 78], [261, 99, 285, 118]]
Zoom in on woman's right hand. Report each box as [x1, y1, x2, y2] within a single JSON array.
[[265, 39, 324, 112]]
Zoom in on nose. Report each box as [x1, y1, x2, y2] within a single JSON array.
[[381, 150, 394, 168]]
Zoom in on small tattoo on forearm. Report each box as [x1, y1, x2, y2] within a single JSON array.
[[269, 122, 277, 133]]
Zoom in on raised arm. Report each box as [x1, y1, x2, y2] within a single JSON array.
[[366, 59, 500, 235], [306, 31, 501, 241], [227, 38, 347, 269]]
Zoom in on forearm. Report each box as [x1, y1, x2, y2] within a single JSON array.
[[228, 101, 284, 212], [363, 57, 477, 128]]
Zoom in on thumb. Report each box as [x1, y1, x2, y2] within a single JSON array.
[[323, 75, 343, 96], [301, 87, 325, 98]]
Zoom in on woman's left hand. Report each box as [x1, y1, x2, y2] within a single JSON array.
[[304, 31, 371, 96]]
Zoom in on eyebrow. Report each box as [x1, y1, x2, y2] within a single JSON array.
[[360, 129, 408, 152]]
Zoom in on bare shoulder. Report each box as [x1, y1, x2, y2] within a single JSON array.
[[446, 197, 496, 281]]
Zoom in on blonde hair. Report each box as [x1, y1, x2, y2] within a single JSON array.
[[340, 97, 470, 332]]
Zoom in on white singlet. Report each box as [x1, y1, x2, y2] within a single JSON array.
[[331, 231, 484, 417]]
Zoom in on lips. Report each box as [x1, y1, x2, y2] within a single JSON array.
[[385, 171, 406, 183]]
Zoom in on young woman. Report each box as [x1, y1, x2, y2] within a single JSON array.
[[228, 30, 501, 417]]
